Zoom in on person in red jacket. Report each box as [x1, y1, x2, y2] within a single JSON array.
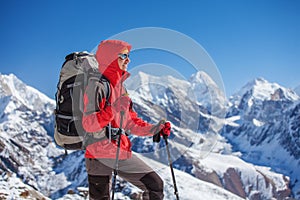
[[82, 39, 171, 200]]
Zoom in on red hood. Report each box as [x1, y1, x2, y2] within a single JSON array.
[[95, 40, 131, 86], [101, 59, 130, 86]]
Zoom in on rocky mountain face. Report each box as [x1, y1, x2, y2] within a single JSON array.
[[222, 78, 300, 199], [0, 72, 297, 199], [127, 73, 294, 200]]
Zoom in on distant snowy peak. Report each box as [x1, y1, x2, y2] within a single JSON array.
[[230, 77, 299, 105], [0, 73, 55, 113], [127, 71, 189, 91], [127, 71, 227, 116], [189, 71, 227, 115], [126, 71, 190, 103], [189, 71, 218, 88]]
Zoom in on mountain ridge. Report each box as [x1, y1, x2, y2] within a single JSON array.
[[0, 72, 297, 199]]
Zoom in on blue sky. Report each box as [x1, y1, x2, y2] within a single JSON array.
[[0, 0, 299, 98]]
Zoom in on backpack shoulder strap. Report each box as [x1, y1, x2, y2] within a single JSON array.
[[85, 75, 111, 115], [100, 76, 111, 106]]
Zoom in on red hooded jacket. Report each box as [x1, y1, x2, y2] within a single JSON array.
[[82, 40, 156, 159]]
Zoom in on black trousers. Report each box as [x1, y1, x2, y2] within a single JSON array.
[[86, 154, 164, 200]]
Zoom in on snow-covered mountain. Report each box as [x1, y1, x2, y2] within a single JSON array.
[[189, 71, 228, 117], [127, 73, 293, 199], [0, 172, 50, 199], [0, 73, 70, 198], [222, 77, 300, 199], [126, 71, 228, 133], [0, 72, 295, 199]]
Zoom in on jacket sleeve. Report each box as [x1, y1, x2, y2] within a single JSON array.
[[124, 102, 156, 136], [82, 81, 113, 133]]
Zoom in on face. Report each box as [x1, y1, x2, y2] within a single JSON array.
[[117, 48, 130, 71]]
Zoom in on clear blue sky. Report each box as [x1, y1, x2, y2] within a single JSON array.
[[0, 0, 299, 98]]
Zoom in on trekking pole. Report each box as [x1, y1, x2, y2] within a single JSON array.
[[163, 135, 180, 200], [111, 73, 126, 200], [111, 110, 124, 200]]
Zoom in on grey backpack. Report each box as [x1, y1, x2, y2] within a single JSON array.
[[54, 52, 110, 151]]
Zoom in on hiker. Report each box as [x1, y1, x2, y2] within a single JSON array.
[[82, 39, 171, 200]]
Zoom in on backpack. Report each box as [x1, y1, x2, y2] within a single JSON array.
[[54, 51, 110, 151]]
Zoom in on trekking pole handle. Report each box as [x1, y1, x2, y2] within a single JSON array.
[[160, 118, 166, 124]]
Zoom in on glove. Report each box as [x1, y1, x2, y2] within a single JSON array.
[[160, 122, 171, 137], [112, 96, 131, 113], [152, 121, 171, 143]]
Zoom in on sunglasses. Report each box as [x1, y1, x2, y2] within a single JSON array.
[[118, 53, 130, 60]]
